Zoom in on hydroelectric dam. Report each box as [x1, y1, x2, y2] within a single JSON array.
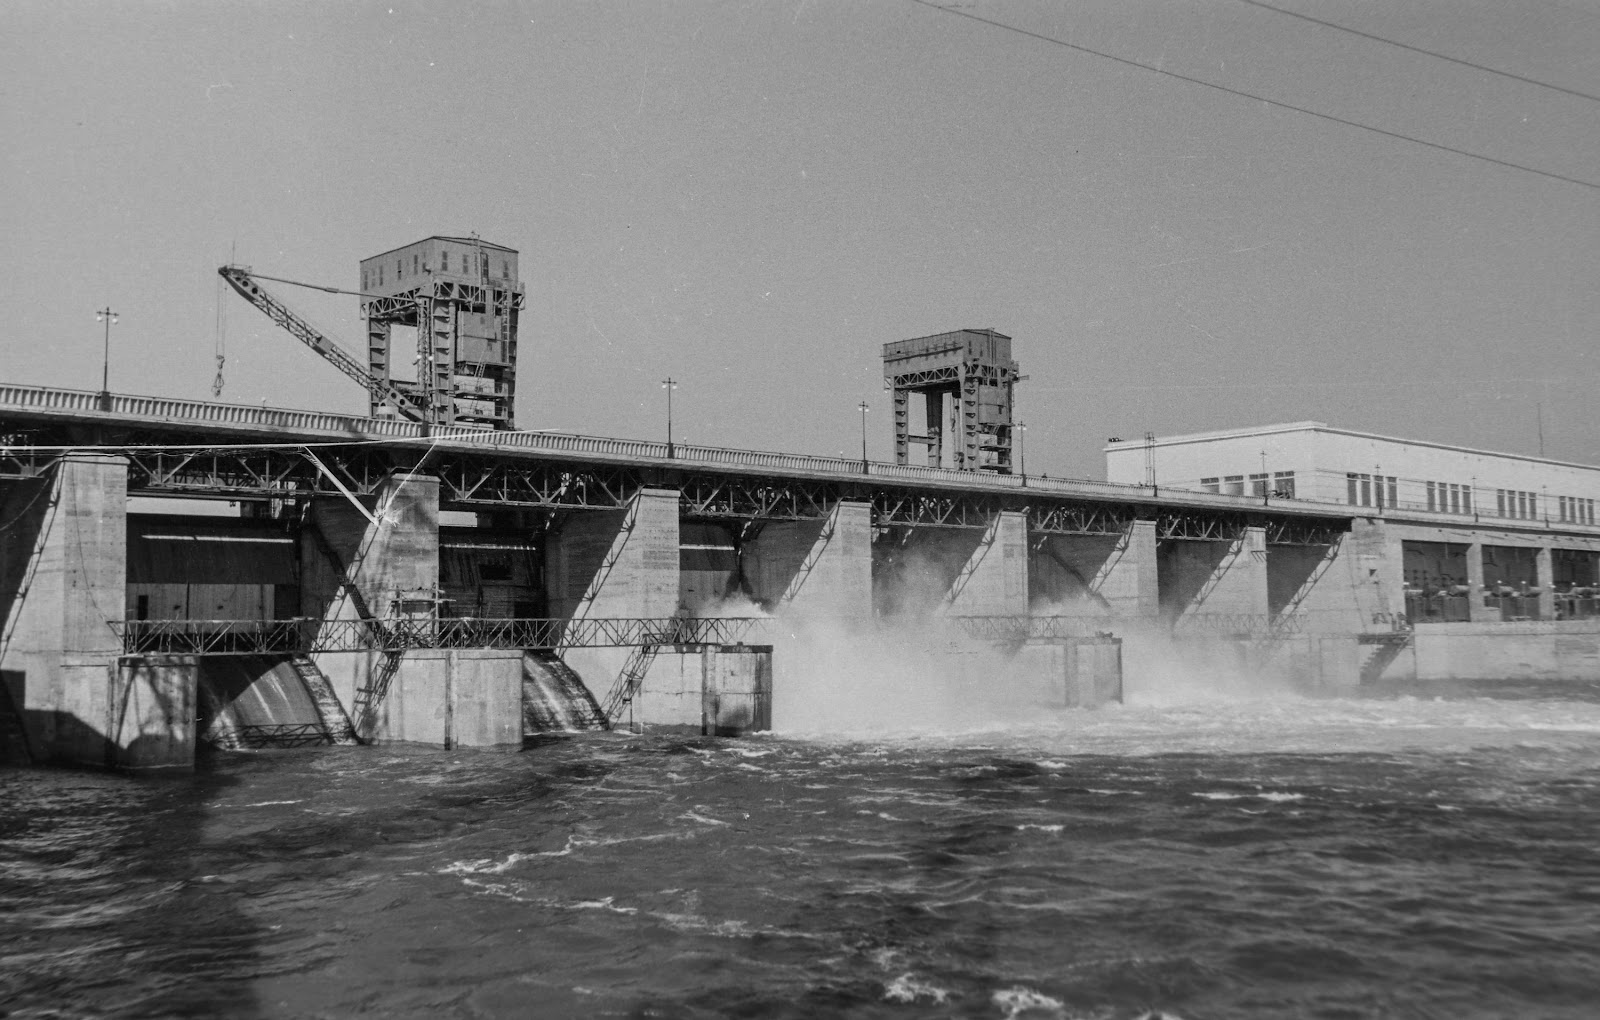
[[4, 375, 1597, 771]]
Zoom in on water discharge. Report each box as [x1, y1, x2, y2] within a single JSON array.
[[3, 665, 1598, 1018]]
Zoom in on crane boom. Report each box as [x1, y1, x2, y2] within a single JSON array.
[[217, 265, 426, 422]]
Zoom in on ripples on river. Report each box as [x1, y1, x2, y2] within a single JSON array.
[[3, 683, 1599, 1019]]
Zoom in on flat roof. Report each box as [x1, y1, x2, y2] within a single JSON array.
[[1105, 421, 1600, 472], [362, 236, 517, 261]]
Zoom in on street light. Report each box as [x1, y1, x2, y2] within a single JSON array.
[[1016, 422, 1027, 479], [661, 377, 677, 458], [96, 306, 118, 410], [858, 401, 870, 473]]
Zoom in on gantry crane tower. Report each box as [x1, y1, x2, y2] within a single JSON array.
[[219, 235, 523, 429], [882, 329, 1020, 473]]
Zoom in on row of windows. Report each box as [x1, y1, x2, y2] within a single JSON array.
[[1348, 473, 1398, 508], [1558, 496, 1597, 525], [361, 251, 513, 291], [1199, 471, 1296, 498], [1497, 489, 1538, 520], [1425, 480, 1471, 515]]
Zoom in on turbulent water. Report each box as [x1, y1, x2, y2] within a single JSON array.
[[4, 681, 1599, 1019]]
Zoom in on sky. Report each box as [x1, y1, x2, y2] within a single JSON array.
[[3, 0, 1597, 479]]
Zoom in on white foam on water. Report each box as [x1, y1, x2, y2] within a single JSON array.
[[883, 971, 952, 1004], [1017, 823, 1064, 833], [992, 985, 1065, 1018]]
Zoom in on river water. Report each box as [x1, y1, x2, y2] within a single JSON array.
[[3, 680, 1599, 1019]]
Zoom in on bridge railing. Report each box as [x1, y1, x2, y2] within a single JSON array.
[[0, 383, 1333, 515]]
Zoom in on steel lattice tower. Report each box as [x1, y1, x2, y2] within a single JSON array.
[[358, 236, 523, 429], [882, 329, 1020, 473]]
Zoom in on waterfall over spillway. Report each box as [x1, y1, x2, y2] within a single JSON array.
[[522, 653, 608, 734], [196, 656, 355, 749]]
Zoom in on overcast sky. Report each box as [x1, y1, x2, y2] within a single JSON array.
[[4, 1, 1596, 478]]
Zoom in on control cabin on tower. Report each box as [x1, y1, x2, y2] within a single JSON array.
[[359, 236, 523, 429]]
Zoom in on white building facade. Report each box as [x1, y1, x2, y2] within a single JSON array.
[[1105, 422, 1600, 527]]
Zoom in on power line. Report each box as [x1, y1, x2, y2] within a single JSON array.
[[1235, 0, 1600, 104], [907, 0, 1600, 191]]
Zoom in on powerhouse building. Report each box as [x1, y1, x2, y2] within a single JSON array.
[[1105, 421, 1600, 525], [1106, 421, 1600, 621]]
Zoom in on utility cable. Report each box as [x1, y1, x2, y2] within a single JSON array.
[[907, 0, 1600, 191], [1233, 0, 1600, 104]]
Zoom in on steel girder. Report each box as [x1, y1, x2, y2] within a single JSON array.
[[436, 454, 641, 510], [886, 366, 962, 387], [873, 491, 1007, 529], [1028, 502, 1138, 536], [678, 474, 841, 521], [121, 445, 391, 500]]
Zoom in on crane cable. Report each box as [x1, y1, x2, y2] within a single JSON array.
[[212, 268, 227, 397]]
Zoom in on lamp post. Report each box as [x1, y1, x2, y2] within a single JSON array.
[[1260, 449, 1269, 506], [857, 401, 869, 473], [1017, 422, 1027, 479], [96, 306, 118, 411], [661, 377, 677, 458]]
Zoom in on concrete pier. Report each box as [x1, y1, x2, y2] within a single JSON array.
[[1, 454, 130, 767]]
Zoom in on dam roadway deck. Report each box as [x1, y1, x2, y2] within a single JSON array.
[[0, 383, 1349, 541]]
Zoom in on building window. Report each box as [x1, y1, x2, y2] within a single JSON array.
[[413, 254, 419, 274], [1249, 472, 1268, 497], [397, 258, 403, 280], [1201, 477, 1219, 493], [502, 259, 510, 279], [378, 265, 384, 285], [1273, 471, 1295, 499], [442, 251, 449, 272], [361, 270, 368, 290], [1348, 473, 1362, 505], [1426, 480, 1437, 512], [1224, 475, 1244, 495]]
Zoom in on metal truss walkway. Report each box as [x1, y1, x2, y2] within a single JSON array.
[[110, 613, 1303, 656]]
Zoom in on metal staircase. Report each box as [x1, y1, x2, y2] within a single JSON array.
[[1358, 631, 1413, 685], [598, 619, 686, 726]]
